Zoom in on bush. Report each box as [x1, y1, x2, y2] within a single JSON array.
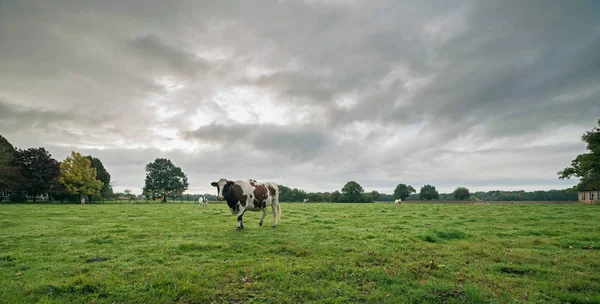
[[453, 187, 470, 200], [10, 192, 27, 203]]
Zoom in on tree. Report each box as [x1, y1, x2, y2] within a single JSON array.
[[278, 185, 292, 202], [341, 181, 364, 202], [394, 183, 416, 200], [58, 151, 103, 202], [143, 158, 189, 203], [0, 135, 18, 193], [12, 148, 60, 202], [48, 178, 69, 203], [86, 155, 113, 197], [279, 184, 310, 202], [330, 190, 343, 202], [452, 187, 470, 200], [0, 135, 14, 167], [419, 184, 439, 200], [124, 189, 133, 202], [558, 120, 600, 190], [370, 190, 381, 201]]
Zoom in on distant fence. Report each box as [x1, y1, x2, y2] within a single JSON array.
[[1, 199, 581, 205], [399, 200, 578, 204]]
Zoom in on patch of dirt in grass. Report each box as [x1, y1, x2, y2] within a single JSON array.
[[431, 289, 468, 303], [85, 257, 109, 263], [0, 255, 16, 262], [497, 266, 536, 276]]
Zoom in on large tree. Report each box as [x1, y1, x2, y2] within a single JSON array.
[[143, 158, 189, 203], [558, 120, 600, 190], [86, 155, 113, 197], [0, 135, 18, 192], [452, 187, 470, 200], [12, 148, 60, 202], [0, 135, 14, 167], [341, 181, 365, 202], [370, 190, 381, 201], [419, 184, 439, 200], [394, 183, 416, 200], [59, 151, 103, 202]]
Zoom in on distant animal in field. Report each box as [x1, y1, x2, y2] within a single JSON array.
[[303, 198, 309, 204], [198, 196, 208, 208], [211, 178, 281, 231], [395, 199, 402, 207]]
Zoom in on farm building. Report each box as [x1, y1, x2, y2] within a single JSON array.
[[578, 190, 599, 203], [578, 179, 600, 203], [0, 189, 9, 201]]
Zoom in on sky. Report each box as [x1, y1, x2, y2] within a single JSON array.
[[1, 0, 599, 195]]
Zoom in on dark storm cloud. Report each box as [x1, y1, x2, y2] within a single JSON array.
[[403, 1, 600, 137], [125, 34, 213, 78], [184, 123, 332, 161], [0, 99, 72, 132]]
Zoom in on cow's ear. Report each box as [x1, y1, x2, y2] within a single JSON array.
[[211, 182, 218, 187]]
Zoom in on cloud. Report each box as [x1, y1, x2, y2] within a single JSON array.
[[125, 34, 213, 78], [0, 0, 598, 195], [184, 123, 333, 161], [0, 99, 72, 132]]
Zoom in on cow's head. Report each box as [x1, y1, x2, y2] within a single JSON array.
[[211, 178, 231, 201]]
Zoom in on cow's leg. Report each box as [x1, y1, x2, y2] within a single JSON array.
[[271, 198, 280, 228], [259, 209, 267, 227], [236, 209, 245, 232]]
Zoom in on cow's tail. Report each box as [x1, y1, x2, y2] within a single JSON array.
[[276, 203, 282, 222]]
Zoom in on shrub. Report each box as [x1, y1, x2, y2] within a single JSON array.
[[10, 191, 27, 203]]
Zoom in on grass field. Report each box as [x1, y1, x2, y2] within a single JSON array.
[[1, 202, 599, 303]]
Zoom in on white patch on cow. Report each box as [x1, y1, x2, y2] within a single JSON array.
[[236, 180, 258, 211], [213, 178, 228, 200]]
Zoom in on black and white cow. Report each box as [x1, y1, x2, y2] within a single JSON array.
[[211, 178, 281, 231], [198, 196, 208, 208]]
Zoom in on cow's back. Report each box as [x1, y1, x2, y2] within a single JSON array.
[[263, 182, 279, 200]]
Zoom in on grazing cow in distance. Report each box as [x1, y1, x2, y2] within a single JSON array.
[[211, 178, 281, 231], [303, 198, 309, 204], [395, 198, 402, 207], [198, 196, 208, 208]]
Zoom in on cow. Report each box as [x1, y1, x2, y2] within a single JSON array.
[[395, 198, 402, 207], [303, 198, 309, 204], [211, 178, 281, 231], [198, 196, 208, 208]]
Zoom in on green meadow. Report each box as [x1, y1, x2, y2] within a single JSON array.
[[1, 202, 599, 303]]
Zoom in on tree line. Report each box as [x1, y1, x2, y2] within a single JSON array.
[[5, 117, 597, 204], [280, 183, 576, 202], [0, 136, 110, 203]]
